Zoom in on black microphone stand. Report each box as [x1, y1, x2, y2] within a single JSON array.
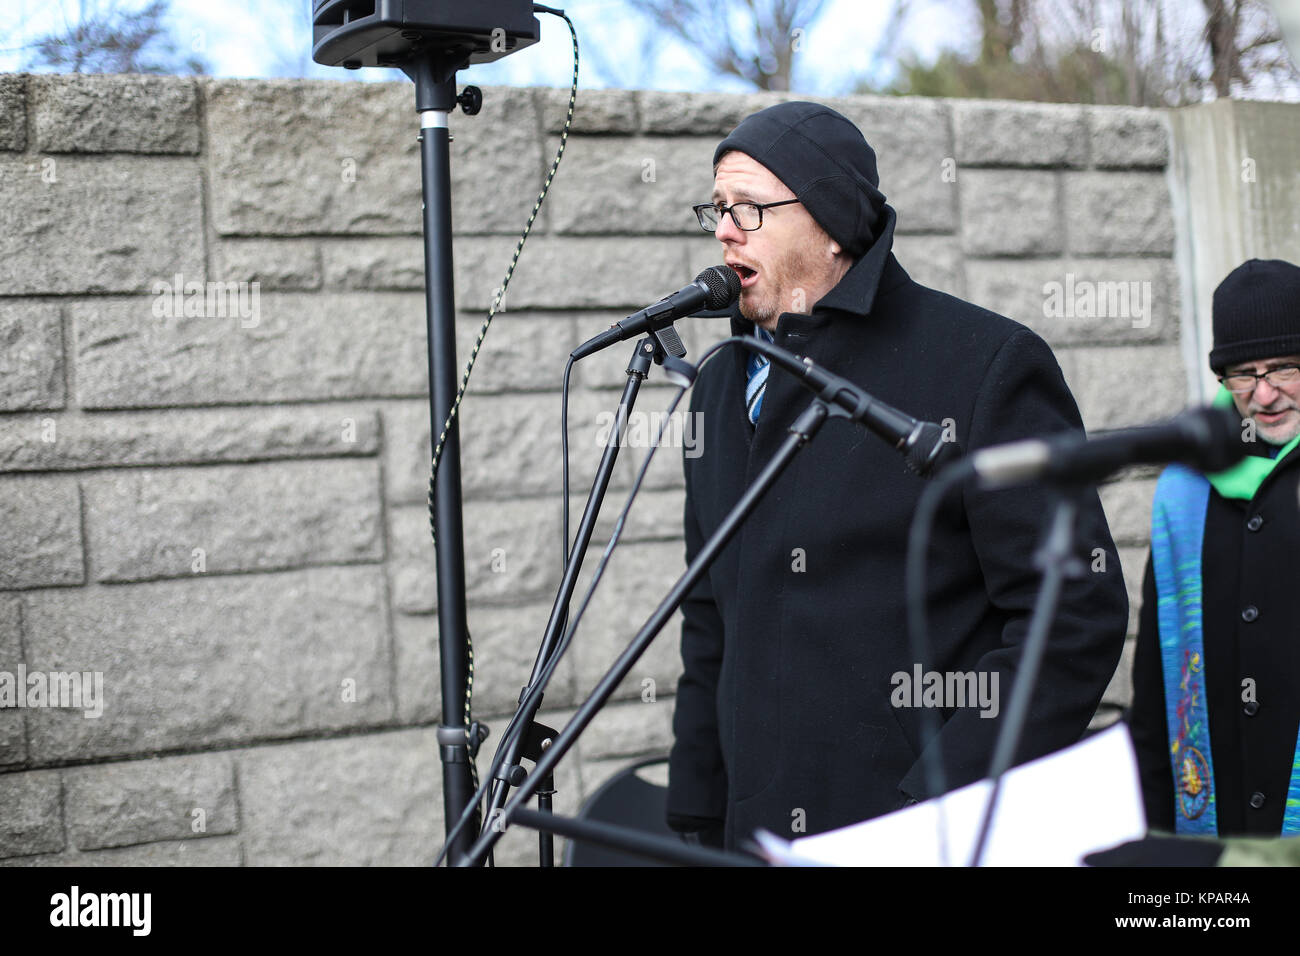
[[310, 2, 550, 866], [460, 397, 841, 866], [480, 331, 683, 866], [969, 486, 1088, 866]]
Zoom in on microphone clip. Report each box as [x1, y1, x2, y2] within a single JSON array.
[[625, 331, 697, 388]]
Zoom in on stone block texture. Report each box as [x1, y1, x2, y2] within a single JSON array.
[[0, 302, 64, 411], [0, 76, 1193, 864], [0, 157, 203, 295], [0, 74, 26, 151], [31, 74, 200, 154]]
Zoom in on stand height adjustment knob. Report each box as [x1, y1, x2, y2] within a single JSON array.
[[458, 86, 483, 115]]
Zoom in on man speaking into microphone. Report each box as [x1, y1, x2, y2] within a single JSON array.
[[667, 101, 1129, 850]]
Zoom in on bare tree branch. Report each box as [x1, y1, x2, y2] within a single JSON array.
[[870, 0, 1296, 105], [626, 0, 832, 90], [24, 0, 207, 74]]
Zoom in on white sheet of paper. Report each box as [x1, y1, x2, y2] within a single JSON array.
[[754, 723, 1147, 866]]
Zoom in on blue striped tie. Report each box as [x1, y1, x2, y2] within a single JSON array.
[[745, 326, 774, 426]]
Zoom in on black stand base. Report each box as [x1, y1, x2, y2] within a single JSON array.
[[509, 808, 766, 867]]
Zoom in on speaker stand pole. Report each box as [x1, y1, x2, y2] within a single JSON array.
[[405, 52, 477, 865]]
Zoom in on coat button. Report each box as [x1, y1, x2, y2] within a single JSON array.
[[1242, 605, 1259, 622], [1250, 792, 1266, 809], [1247, 515, 1264, 531], [1244, 701, 1260, 716]]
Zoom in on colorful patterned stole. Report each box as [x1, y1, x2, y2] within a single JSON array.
[[1150, 464, 1300, 835]]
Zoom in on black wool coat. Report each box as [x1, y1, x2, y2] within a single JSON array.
[[666, 207, 1130, 849], [1129, 443, 1300, 836]]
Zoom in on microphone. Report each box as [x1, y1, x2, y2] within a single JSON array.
[[742, 337, 958, 477], [969, 405, 1248, 489], [571, 266, 741, 361]]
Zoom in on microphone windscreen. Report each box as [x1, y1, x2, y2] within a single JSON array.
[[1194, 404, 1250, 473], [696, 265, 742, 310]]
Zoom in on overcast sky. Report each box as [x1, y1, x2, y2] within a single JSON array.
[[2, 0, 1296, 100], [0, 0, 960, 94]]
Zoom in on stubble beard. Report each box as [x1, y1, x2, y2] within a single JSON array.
[[1253, 411, 1300, 446], [739, 290, 778, 330], [738, 246, 824, 331], [1239, 395, 1300, 446]]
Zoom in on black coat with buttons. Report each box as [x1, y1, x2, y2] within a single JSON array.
[[1130, 443, 1300, 835], [666, 207, 1130, 849]]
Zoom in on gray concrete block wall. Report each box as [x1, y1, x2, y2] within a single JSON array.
[[0, 75, 1193, 864], [1167, 100, 1300, 402]]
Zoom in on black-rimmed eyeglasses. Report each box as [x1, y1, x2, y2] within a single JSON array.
[[1219, 364, 1300, 394], [693, 199, 801, 233]]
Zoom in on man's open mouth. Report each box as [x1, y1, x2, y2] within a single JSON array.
[[729, 263, 759, 288]]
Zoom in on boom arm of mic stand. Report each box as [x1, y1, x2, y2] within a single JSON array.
[[460, 398, 838, 867]]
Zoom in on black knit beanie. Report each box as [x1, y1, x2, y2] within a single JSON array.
[[1209, 258, 1300, 372], [713, 101, 886, 258]]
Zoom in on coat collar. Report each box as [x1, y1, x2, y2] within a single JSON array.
[[724, 202, 904, 338]]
